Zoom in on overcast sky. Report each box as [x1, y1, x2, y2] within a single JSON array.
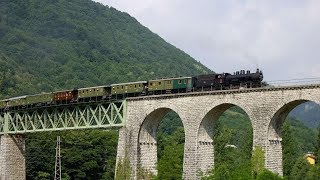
[[94, 0, 320, 81]]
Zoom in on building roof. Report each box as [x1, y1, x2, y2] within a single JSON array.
[[111, 81, 147, 86]]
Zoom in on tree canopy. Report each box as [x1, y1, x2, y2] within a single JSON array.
[[0, 0, 211, 99]]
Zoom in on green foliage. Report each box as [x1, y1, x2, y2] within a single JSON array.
[[156, 143, 184, 180], [290, 157, 311, 179], [34, 171, 50, 180], [158, 111, 184, 135], [155, 111, 185, 180], [256, 170, 282, 180], [137, 166, 154, 180], [280, 116, 320, 180], [115, 153, 131, 180], [316, 126, 320, 161], [287, 117, 317, 153], [306, 164, 320, 180], [0, 1, 209, 179], [214, 164, 231, 180], [199, 107, 254, 179], [0, 0, 211, 100], [26, 129, 119, 180], [251, 146, 265, 178], [218, 108, 253, 158], [1, 1, 211, 178], [290, 102, 320, 129], [281, 121, 299, 177], [213, 108, 253, 179]]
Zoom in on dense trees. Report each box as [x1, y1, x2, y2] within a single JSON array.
[[282, 121, 299, 177], [0, 0, 211, 99], [26, 130, 119, 180], [0, 1, 209, 177], [156, 112, 185, 180], [210, 108, 254, 179], [281, 117, 320, 179]]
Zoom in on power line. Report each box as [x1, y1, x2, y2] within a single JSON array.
[[268, 77, 320, 82], [267, 77, 320, 83]]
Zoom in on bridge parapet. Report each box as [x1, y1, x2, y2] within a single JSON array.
[[127, 84, 320, 101]]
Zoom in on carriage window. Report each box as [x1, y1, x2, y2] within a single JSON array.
[[159, 82, 161, 85], [184, 79, 187, 84], [150, 83, 153, 86], [178, 80, 182, 84], [135, 85, 137, 88], [139, 84, 141, 87], [121, 86, 124, 89]]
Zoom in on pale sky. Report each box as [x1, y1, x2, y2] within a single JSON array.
[[94, 0, 320, 82]]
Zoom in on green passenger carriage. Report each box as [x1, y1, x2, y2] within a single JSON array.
[[111, 81, 147, 97], [148, 77, 193, 94], [0, 99, 7, 109], [8, 96, 27, 107], [78, 86, 111, 100], [25, 93, 53, 105]]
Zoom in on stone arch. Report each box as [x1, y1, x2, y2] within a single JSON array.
[[137, 106, 186, 176], [266, 98, 320, 176], [196, 101, 254, 174], [197, 99, 256, 130]]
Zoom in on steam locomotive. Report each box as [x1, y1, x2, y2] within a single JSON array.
[[0, 69, 263, 111]]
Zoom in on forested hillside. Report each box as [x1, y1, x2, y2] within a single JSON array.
[[290, 102, 320, 129], [2, 0, 320, 179], [0, 0, 211, 179], [0, 0, 211, 99]]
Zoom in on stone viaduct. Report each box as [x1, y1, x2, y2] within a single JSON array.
[[116, 85, 320, 179], [1, 84, 320, 179]]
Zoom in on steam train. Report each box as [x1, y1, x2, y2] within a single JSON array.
[[0, 69, 263, 111]]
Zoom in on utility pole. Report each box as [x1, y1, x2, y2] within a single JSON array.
[[54, 136, 62, 180]]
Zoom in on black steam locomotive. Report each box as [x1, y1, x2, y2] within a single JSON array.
[[193, 68, 263, 91]]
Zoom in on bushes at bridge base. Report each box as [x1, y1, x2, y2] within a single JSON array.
[[256, 170, 282, 180]]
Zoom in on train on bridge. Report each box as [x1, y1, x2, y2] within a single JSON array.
[[0, 69, 263, 111]]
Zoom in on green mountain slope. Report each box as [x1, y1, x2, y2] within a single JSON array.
[[290, 102, 320, 129], [0, 0, 211, 99]]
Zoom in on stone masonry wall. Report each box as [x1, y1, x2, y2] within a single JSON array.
[[0, 135, 25, 180], [115, 86, 320, 179]]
